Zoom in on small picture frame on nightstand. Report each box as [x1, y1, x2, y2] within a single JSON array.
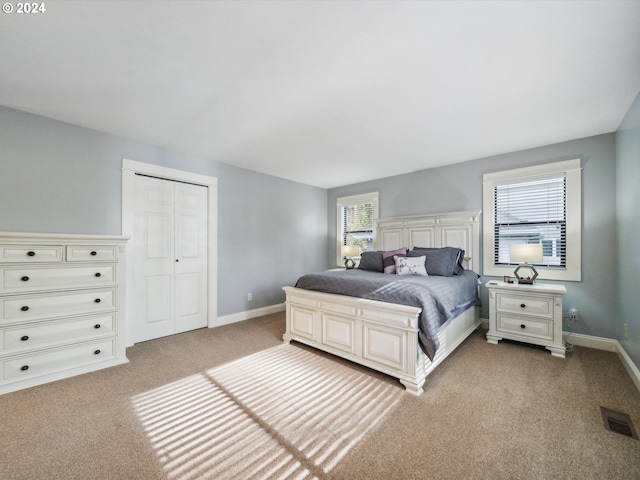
[[503, 275, 514, 284]]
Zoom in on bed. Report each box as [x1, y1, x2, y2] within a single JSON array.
[[283, 210, 482, 396]]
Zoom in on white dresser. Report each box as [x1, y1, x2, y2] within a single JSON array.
[[0, 232, 128, 394], [486, 281, 567, 358]]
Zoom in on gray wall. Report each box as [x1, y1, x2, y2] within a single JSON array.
[[0, 105, 328, 317], [616, 91, 640, 370], [328, 133, 618, 339]]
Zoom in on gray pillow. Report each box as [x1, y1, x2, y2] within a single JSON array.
[[357, 251, 384, 272], [409, 247, 464, 276]]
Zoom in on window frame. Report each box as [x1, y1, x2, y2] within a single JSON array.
[[482, 159, 581, 281], [336, 192, 379, 267]]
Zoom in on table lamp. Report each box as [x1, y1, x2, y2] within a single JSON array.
[[510, 244, 543, 284], [341, 245, 360, 269]]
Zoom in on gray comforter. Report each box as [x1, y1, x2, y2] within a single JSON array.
[[294, 269, 480, 360]]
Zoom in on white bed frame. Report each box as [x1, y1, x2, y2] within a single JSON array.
[[283, 210, 482, 395]]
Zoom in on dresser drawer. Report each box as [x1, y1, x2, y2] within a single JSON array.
[[1, 289, 116, 323], [1, 265, 116, 293], [2, 339, 115, 382], [0, 314, 116, 354], [496, 314, 554, 341], [496, 293, 553, 319], [66, 245, 118, 262], [0, 245, 63, 263]]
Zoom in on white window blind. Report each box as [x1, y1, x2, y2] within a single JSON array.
[[342, 202, 374, 250], [495, 175, 566, 267]]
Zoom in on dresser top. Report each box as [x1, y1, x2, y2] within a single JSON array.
[[0, 232, 129, 244], [485, 280, 567, 295]]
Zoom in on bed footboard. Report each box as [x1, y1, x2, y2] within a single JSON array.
[[282, 286, 480, 395]]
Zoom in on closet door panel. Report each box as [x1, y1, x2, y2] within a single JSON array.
[[133, 176, 175, 342], [174, 183, 208, 334]]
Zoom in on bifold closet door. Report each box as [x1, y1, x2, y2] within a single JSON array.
[[133, 175, 208, 343]]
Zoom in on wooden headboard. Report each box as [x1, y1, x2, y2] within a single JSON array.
[[374, 210, 482, 272]]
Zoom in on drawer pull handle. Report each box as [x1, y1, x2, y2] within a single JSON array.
[[21, 276, 30, 282], [94, 324, 101, 329], [21, 335, 29, 341], [94, 298, 101, 303], [520, 324, 526, 329], [27, 251, 35, 257], [95, 272, 101, 277], [21, 306, 29, 312], [520, 303, 526, 308], [91, 251, 97, 256], [21, 365, 29, 371], [94, 350, 101, 355]]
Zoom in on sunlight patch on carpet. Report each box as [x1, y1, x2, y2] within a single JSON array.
[[132, 344, 401, 479]]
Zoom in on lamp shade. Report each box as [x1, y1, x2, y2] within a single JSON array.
[[510, 244, 543, 263], [341, 245, 360, 257]]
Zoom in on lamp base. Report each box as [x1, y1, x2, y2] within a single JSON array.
[[514, 263, 538, 284], [344, 258, 356, 269]]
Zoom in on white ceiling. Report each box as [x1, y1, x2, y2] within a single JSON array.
[[1, 1, 639, 188]]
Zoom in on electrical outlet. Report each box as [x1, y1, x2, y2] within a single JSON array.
[[624, 323, 629, 338], [247, 292, 252, 301], [569, 308, 578, 321]]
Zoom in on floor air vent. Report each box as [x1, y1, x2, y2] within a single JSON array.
[[600, 407, 639, 440]]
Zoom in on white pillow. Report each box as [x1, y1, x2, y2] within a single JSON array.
[[394, 255, 428, 276]]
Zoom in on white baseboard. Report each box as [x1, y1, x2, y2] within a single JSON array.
[[214, 303, 285, 327], [616, 342, 640, 394], [563, 332, 618, 352]]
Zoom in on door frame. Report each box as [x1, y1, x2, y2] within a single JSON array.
[[121, 158, 218, 347]]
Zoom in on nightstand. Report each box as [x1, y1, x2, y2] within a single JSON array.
[[486, 281, 567, 358]]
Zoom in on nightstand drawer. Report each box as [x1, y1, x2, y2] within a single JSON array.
[[497, 314, 553, 341], [496, 293, 553, 318]]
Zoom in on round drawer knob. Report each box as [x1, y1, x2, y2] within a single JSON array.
[[91, 251, 97, 256], [21, 335, 29, 341], [94, 298, 101, 303], [27, 251, 35, 257], [94, 324, 101, 329], [21, 306, 29, 312], [95, 272, 101, 278], [21, 276, 30, 282], [520, 303, 526, 308], [520, 324, 526, 329], [21, 365, 29, 371], [94, 350, 101, 355]]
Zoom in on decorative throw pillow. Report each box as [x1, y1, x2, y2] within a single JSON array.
[[357, 251, 384, 272], [394, 255, 428, 276], [382, 248, 407, 274], [409, 247, 463, 276]]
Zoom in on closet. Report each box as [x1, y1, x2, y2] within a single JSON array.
[[132, 174, 208, 343]]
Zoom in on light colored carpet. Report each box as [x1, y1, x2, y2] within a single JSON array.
[[1, 313, 639, 479]]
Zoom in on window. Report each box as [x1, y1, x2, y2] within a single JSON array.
[[336, 193, 379, 266], [482, 159, 581, 281]]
